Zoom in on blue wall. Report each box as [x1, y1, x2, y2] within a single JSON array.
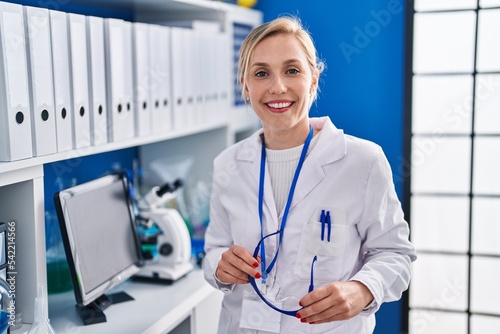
[[254, 0, 406, 194], [254, 1, 407, 333], [43, 148, 138, 212]]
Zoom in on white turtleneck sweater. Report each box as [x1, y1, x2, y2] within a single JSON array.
[[265, 132, 321, 214]]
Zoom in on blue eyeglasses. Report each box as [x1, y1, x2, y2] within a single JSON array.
[[248, 230, 318, 317]]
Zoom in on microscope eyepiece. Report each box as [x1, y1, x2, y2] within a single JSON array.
[[155, 178, 183, 197]]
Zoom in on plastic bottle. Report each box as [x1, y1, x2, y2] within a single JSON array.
[[27, 284, 56, 334]]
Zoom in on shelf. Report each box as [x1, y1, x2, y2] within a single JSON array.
[[68, 0, 237, 12], [0, 1, 262, 330], [0, 120, 227, 175], [64, 0, 261, 25], [0, 165, 43, 187]]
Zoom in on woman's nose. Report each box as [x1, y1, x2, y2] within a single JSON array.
[[268, 75, 287, 95]]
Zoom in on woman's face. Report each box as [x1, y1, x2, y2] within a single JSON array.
[[244, 33, 318, 136]]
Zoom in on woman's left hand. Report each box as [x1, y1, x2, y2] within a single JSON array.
[[296, 281, 374, 324]]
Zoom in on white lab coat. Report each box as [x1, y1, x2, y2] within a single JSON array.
[[203, 117, 416, 334]]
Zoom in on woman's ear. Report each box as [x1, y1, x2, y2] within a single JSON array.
[[310, 68, 319, 96], [240, 77, 249, 96]]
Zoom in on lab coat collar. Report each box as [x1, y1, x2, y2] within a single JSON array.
[[235, 117, 347, 166], [236, 117, 347, 219], [308, 117, 347, 165]]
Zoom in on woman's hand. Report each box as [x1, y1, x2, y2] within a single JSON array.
[[296, 281, 374, 324], [215, 245, 261, 284]]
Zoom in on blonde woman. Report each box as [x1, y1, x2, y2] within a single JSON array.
[[203, 16, 416, 334]]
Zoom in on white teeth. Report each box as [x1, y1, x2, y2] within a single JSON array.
[[267, 102, 292, 109]]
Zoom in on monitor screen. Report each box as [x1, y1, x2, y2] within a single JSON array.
[[54, 173, 143, 308]]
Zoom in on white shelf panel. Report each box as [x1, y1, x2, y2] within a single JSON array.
[[0, 165, 43, 187], [73, 0, 239, 12], [0, 120, 227, 175], [66, 0, 261, 26]]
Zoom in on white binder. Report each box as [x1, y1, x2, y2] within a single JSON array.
[[24, 6, 57, 157], [87, 15, 108, 146], [183, 28, 196, 128], [132, 22, 151, 137], [68, 13, 91, 149], [208, 32, 219, 122], [216, 32, 231, 120], [0, 2, 33, 161], [149, 24, 173, 134], [191, 30, 203, 126], [198, 29, 212, 125], [177, 21, 222, 125], [170, 27, 187, 130], [104, 18, 135, 142], [122, 21, 135, 140], [49, 9, 74, 153]]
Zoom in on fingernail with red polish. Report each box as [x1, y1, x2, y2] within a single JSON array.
[[299, 301, 303, 307], [254, 272, 261, 279], [253, 262, 259, 267], [309, 322, 315, 325], [301, 318, 307, 323], [295, 312, 301, 319]]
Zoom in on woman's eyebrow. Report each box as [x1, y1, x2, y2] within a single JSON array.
[[283, 58, 301, 65], [250, 61, 269, 68], [251, 59, 302, 68]]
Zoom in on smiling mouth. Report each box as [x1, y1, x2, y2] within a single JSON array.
[[266, 102, 293, 109]]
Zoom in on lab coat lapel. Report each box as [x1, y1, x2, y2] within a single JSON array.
[[237, 130, 280, 230], [236, 119, 346, 225], [281, 153, 324, 218], [281, 118, 347, 217]]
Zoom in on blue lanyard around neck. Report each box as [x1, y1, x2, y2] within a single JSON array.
[[258, 125, 313, 283]]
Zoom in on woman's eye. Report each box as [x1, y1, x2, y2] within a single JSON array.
[[286, 68, 300, 75], [255, 71, 268, 77]]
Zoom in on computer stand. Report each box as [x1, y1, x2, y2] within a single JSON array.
[[76, 291, 134, 325]]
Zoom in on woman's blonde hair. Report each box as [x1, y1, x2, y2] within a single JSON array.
[[238, 16, 324, 103]]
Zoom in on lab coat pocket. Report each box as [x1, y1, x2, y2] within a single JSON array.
[[308, 221, 347, 256], [294, 207, 347, 282]]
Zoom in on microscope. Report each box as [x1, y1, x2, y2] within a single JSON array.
[[134, 180, 194, 282]]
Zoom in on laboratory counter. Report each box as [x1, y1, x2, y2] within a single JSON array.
[[18, 269, 222, 334]]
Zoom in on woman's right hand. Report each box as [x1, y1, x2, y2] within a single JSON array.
[[215, 245, 261, 284]]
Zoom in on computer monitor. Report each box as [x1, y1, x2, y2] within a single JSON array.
[[54, 173, 143, 325]]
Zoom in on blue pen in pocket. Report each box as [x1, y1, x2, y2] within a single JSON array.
[[320, 209, 326, 241], [326, 211, 332, 242], [319, 209, 332, 242]]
